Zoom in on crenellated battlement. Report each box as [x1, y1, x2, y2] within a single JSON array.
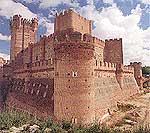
[[104, 38, 123, 64], [31, 59, 53, 68], [48, 33, 54, 40], [53, 31, 105, 49], [56, 9, 73, 17], [14, 59, 54, 74], [93, 36, 105, 47], [95, 61, 116, 71], [56, 9, 90, 22], [10, 15, 38, 30], [39, 33, 55, 43], [116, 64, 134, 74], [130, 62, 142, 66], [55, 9, 92, 35], [83, 34, 104, 45], [122, 65, 134, 73], [105, 38, 122, 42]]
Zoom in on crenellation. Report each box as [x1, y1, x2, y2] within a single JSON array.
[[96, 61, 116, 71], [48, 33, 54, 41], [52, 31, 106, 48], [105, 38, 122, 42], [130, 62, 143, 89], [104, 38, 123, 64], [122, 65, 134, 73], [83, 33, 93, 42], [55, 9, 92, 35], [10, 15, 38, 62], [93, 37, 105, 46]]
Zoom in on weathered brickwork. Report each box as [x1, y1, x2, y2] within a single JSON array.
[[6, 78, 54, 118], [54, 9, 92, 35], [1, 9, 143, 124], [130, 62, 143, 89], [104, 38, 123, 64], [10, 15, 38, 61], [0, 57, 6, 67]]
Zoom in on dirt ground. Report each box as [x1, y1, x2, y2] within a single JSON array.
[[104, 92, 150, 129]]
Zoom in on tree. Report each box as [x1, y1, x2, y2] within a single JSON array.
[[142, 66, 150, 75]]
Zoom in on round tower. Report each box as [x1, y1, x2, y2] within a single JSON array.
[[10, 15, 38, 62], [54, 32, 95, 124], [10, 15, 22, 62]]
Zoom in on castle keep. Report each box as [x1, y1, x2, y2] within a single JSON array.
[[2, 9, 143, 124]]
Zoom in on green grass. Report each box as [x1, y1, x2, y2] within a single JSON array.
[[0, 111, 149, 133]]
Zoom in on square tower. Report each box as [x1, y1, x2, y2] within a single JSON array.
[[54, 9, 92, 35]]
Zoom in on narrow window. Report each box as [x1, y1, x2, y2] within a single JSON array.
[[50, 58, 53, 64], [36, 56, 38, 61], [39, 84, 41, 87], [55, 72, 59, 76], [36, 90, 40, 95], [51, 95, 54, 100], [31, 89, 34, 94], [67, 73, 70, 76], [33, 83, 35, 87], [72, 72, 78, 77], [43, 92, 47, 98], [81, 26, 83, 30], [46, 85, 49, 89], [96, 60, 97, 66]]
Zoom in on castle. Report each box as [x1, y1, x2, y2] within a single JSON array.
[[1, 9, 144, 124]]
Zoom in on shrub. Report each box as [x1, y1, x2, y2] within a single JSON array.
[[61, 120, 73, 131], [0, 111, 150, 133], [133, 125, 150, 133]]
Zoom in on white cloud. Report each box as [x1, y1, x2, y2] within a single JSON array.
[[0, 0, 36, 19], [103, 0, 114, 4], [0, 0, 54, 37], [38, 16, 54, 35], [20, 0, 37, 3], [141, 0, 150, 5], [87, 0, 94, 5], [78, 4, 150, 66], [0, 53, 10, 60], [0, 33, 10, 41], [39, 0, 79, 8]]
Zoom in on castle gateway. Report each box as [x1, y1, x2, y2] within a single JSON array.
[[5, 9, 142, 124]]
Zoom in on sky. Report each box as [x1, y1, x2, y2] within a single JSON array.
[[0, 0, 149, 66]]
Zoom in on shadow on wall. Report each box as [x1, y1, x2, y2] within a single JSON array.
[[0, 80, 12, 112]]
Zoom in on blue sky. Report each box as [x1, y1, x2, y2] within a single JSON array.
[[0, 0, 149, 65]]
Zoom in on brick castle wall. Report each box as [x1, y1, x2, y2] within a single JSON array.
[[54, 37, 95, 124], [104, 38, 123, 65], [2, 9, 141, 124], [6, 78, 54, 118], [130, 62, 143, 89]]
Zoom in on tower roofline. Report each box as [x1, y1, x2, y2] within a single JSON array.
[[54, 9, 92, 35]]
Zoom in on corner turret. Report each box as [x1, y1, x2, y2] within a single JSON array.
[[104, 38, 123, 65], [130, 62, 143, 89], [10, 15, 38, 62]]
